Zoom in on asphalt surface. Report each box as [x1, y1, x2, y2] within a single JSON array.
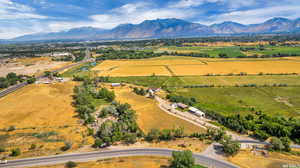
[[0, 148, 239, 168]]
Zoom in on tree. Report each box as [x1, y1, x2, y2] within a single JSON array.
[[220, 136, 240, 156], [10, 148, 21, 156], [0, 147, 5, 153], [269, 137, 284, 151], [170, 150, 195, 168], [65, 161, 77, 168], [280, 137, 291, 152]]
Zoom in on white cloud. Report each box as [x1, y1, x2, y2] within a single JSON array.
[[0, 0, 47, 20], [169, 0, 221, 8], [201, 5, 300, 25]]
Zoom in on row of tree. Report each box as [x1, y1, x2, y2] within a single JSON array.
[[95, 49, 163, 60], [0, 72, 35, 88]]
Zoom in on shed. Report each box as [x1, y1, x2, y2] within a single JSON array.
[[111, 83, 121, 87], [177, 103, 188, 109]]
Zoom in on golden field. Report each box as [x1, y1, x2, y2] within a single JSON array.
[[0, 82, 92, 158], [111, 85, 205, 134], [229, 150, 300, 168], [93, 57, 300, 76], [34, 156, 170, 168]]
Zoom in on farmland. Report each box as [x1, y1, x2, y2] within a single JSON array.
[[93, 56, 300, 77], [112, 85, 205, 134], [0, 82, 92, 158]]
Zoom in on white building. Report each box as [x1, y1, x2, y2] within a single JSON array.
[[188, 107, 205, 117]]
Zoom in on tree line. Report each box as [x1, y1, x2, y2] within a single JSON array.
[[0, 72, 35, 89]]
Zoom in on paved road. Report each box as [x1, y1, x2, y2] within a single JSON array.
[[0, 148, 239, 168], [0, 57, 90, 98]]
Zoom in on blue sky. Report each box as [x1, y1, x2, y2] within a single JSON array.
[[1, 0, 300, 39]]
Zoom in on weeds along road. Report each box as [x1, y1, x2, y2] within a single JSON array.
[[0, 148, 239, 168]]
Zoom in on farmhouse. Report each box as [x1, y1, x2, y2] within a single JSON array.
[[188, 107, 205, 117]]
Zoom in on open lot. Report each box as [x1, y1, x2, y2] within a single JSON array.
[[93, 56, 300, 77], [229, 150, 300, 168], [0, 57, 70, 77], [111, 85, 205, 134], [34, 156, 170, 168], [0, 82, 91, 158]]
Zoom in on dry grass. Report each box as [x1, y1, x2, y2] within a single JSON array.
[[228, 150, 300, 168], [0, 57, 71, 77], [93, 59, 205, 77], [0, 82, 92, 158], [111, 85, 205, 134], [93, 57, 300, 77], [170, 60, 300, 76], [33, 156, 170, 168]]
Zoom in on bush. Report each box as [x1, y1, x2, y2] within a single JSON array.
[[61, 142, 72, 151], [0, 147, 5, 153], [10, 148, 21, 156], [145, 128, 160, 142], [7, 125, 16, 132], [65, 161, 77, 168], [93, 139, 105, 148], [30, 144, 37, 150]]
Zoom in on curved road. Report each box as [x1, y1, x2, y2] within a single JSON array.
[[0, 148, 239, 168]]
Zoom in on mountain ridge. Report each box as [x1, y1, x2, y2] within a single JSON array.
[[11, 17, 300, 42]]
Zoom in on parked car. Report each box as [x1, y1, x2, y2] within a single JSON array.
[[0, 160, 7, 164]]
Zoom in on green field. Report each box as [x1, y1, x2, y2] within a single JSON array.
[[160, 46, 246, 58], [108, 75, 300, 87], [245, 46, 300, 56], [108, 75, 300, 118], [175, 87, 300, 118]]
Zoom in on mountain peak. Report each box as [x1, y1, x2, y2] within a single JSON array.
[[265, 17, 291, 24]]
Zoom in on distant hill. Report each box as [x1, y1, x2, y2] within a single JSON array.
[[10, 17, 300, 42]]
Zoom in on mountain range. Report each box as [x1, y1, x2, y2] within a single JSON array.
[[11, 17, 300, 42]]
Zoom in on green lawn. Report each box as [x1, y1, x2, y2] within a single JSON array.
[[246, 46, 300, 56]]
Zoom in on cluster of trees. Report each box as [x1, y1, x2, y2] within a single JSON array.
[[202, 108, 300, 144], [0, 72, 35, 88], [73, 80, 115, 124], [133, 87, 147, 96], [164, 51, 210, 58], [95, 49, 163, 60], [94, 102, 143, 147], [240, 46, 265, 52], [269, 137, 291, 152], [166, 94, 197, 106], [145, 127, 184, 142]]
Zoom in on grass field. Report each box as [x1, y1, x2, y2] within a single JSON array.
[[0, 82, 92, 158], [34, 156, 170, 168], [93, 57, 300, 77], [111, 85, 205, 134], [108, 75, 300, 88], [175, 87, 300, 118], [229, 150, 300, 168]]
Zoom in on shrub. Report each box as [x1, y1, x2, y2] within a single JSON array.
[[61, 142, 72, 151], [30, 144, 37, 150], [65, 161, 77, 168], [170, 150, 195, 168], [10, 148, 21, 156], [0, 147, 5, 153]]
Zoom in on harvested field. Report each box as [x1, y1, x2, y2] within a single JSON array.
[[111, 85, 205, 134], [229, 150, 300, 168], [0, 57, 70, 77], [93, 57, 300, 77], [0, 82, 91, 158], [34, 156, 170, 168], [171, 60, 300, 76]]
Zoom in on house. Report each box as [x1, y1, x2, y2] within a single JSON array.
[[111, 83, 121, 87], [177, 103, 188, 109], [148, 88, 160, 97], [188, 107, 205, 117], [171, 103, 178, 109]]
